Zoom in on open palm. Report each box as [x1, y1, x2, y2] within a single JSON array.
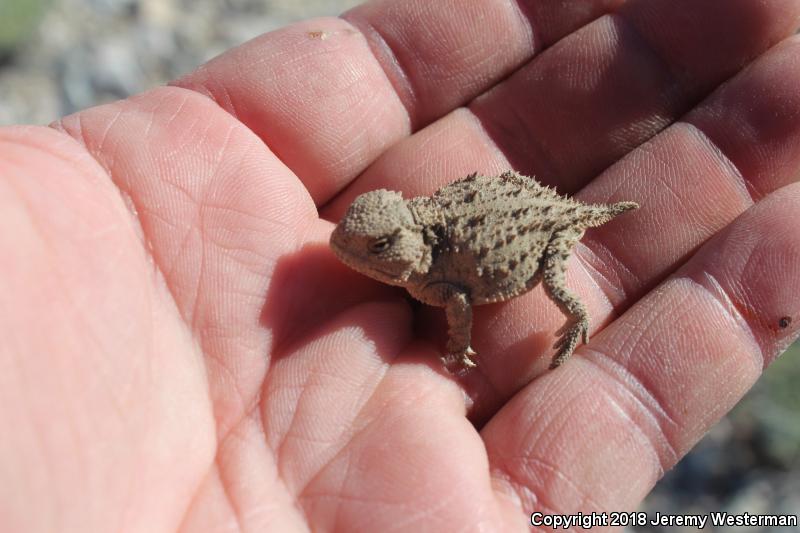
[[3, 1, 800, 531]]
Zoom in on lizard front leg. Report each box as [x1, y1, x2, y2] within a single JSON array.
[[411, 282, 478, 373], [442, 287, 478, 372]]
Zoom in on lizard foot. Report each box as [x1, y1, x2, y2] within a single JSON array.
[[441, 347, 478, 375], [550, 318, 589, 369]]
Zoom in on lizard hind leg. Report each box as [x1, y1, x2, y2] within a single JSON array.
[[542, 229, 589, 369]]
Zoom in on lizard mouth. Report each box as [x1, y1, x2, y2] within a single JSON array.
[[373, 267, 405, 281], [329, 241, 404, 283]]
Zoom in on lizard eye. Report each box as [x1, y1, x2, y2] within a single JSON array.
[[368, 237, 391, 254]]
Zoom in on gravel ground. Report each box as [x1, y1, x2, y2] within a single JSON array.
[[1, 1, 798, 530], [0, 0, 361, 124]]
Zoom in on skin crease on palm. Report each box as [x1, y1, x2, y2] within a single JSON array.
[[2, 0, 800, 531]]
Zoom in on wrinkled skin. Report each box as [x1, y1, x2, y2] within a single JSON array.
[[2, 1, 800, 531]]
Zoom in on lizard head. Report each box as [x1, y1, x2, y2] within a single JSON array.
[[330, 189, 430, 286]]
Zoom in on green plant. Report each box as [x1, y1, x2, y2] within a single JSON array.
[[0, 0, 49, 51]]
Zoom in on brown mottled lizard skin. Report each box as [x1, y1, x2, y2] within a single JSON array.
[[330, 171, 638, 372]]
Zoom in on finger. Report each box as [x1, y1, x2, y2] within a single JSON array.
[[55, 87, 318, 437], [580, 36, 800, 302], [325, 0, 800, 214], [173, 1, 625, 205], [322, 107, 514, 219], [686, 37, 800, 199], [344, 0, 625, 126], [473, 0, 800, 192], [482, 183, 800, 516], [172, 17, 409, 206]]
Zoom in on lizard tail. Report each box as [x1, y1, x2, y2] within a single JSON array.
[[582, 201, 639, 228]]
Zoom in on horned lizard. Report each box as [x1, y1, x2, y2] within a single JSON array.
[[330, 171, 638, 372]]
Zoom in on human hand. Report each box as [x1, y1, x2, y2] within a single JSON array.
[[2, 1, 800, 531]]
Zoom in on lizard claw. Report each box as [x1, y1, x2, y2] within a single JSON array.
[[442, 347, 478, 375], [550, 319, 589, 369]]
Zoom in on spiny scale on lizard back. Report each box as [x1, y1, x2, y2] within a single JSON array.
[[435, 171, 579, 214], [415, 171, 593, 305], [433, 172, 584, 253]]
